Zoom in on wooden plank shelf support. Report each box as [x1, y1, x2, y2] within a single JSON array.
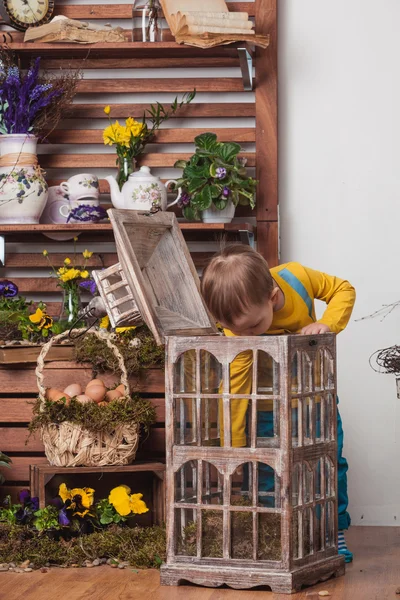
[[30, 462, 166, 525]]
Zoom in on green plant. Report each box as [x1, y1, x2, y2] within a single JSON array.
[[174, 132, 257, 221], [33, 506, 60, 532], [0, 452, 11, 485], [96, 499, 126, 525], [0, 497, 20, 525]]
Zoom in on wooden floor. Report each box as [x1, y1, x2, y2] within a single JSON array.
[[0, 527, 398, 600]]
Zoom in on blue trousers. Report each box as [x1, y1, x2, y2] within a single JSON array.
[[255, 400, 350, 530]]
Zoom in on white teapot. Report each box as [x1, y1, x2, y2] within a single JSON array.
[[106, 166, 181, 212]]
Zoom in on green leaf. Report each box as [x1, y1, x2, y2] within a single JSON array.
[[209, 184, 222, 198], [231, 189, 240, 207], [100, 515, 113, 525], [188, 178, 204, 193], [196, 186, 213, 211], [194, 132, 218, 152], [174, 160, 187, 170], [183, 205, 200, 221], [213, 197, 228, 210], [216, 142, 241, 163]]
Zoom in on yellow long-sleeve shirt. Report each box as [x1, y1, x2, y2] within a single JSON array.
[[224, 262, 356, 446]]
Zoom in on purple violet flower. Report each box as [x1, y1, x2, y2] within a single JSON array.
[[180, 192, 191, 207], [0, 280, 18, 297], [222, 187, 230, 198], [215, 167, 227, 180], [79, 279, 97, 295]]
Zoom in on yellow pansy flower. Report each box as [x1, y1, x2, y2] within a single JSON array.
[[82, 250, 93, 259], [29, 308, 53, 330], [80, 270, 89, 279], [29, 308, 44, 324], [64, 257, 71, 265], [58, 484, 95, 517], [104, 105, 111, 115], [129, 493, 149, 515], [109, 485, 132, 516], [100, 315, 110, 329]]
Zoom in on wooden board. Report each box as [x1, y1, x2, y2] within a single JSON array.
[[0, 344, 75, 364], [109, 210, 217, 345]]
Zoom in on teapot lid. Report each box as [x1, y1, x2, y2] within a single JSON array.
[[129, 165, 158, 179]]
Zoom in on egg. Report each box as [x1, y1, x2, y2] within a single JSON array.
[[46, 388, 71, 404], [86, 378, 105, 389], [105, 389, 123, 402], [85, 384, 106, 403], [115, 384, 127, 396], [76, 394, 93, 404], [63, 383, 82, 398]]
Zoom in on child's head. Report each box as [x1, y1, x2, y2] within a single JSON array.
[[201, 245, 279, 336]]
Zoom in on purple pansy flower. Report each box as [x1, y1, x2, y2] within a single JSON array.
[[0, 280, 18, 297], [215, 167, 227, 180], [18, 489, 30, 505], [58, 507, 71, 527]]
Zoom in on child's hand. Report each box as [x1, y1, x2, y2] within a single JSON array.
[[300, 323, 331, 335]]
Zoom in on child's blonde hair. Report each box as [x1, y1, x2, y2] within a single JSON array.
[[201, 245, 274, 326]]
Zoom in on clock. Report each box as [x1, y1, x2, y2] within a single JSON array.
[[0, 0, 55, 32]]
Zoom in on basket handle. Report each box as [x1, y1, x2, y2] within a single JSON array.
[[36, 329, 130, 404]]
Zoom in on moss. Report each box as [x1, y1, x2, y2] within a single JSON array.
[[0, 524, 166, 569], [74, 328, 164, 376], [29, 395, 156, 436]]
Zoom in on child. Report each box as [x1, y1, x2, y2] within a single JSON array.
[[201, 245, 356, 563]]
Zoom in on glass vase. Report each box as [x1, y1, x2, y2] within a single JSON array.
[[59, 285, 82, 325], [117, 156, 136, 190], [132, 0, 163, 42]]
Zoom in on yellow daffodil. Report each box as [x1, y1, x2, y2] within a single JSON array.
[[59, 268, 81, 282], [109, 485, 132, 516], [64, 258, 71, 265], [73, 237, 79, 242], [103, 121, 130, 148], [100, 315, 110, 329], [80, 270, 89, 279], [129, 493, 149, 515], [82, 250, 93, 259], [104, 105, 111, 115], [125, 117, 145, 138], [42, 249, 48, 257]]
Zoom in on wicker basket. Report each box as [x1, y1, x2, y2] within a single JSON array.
[[36, 329, 139, 467]]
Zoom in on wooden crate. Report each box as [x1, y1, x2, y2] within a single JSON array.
[[160, 334, 345, 593], [0, 344, 74, 364], [109, 210, 218, 345], [30, 462, 166, 525]]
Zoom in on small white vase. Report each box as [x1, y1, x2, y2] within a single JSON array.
[[0, 134, 48, 224], [202, 201, 236, 224]]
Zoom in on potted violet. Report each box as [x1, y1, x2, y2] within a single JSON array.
[[173, 132, 257, 223], [0, 51, 80, 224]]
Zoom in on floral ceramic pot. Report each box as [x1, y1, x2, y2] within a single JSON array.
[[0, 134, 48, 224], [202, 201, 236, 224]]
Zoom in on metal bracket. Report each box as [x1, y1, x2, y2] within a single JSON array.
[[239, 229, 255, 248], [0, 235, 5, 267], [238, 47, 253, 91]]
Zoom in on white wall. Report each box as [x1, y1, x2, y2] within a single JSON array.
[[279, 0, 400, 525]]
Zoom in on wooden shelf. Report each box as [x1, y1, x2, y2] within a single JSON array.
[[0, 222, 254, 234], [7, 40, 252, 59]]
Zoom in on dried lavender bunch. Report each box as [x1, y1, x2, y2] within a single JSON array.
[[0, 51, 81, 139]]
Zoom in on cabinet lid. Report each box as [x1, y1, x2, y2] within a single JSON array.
[[108, 209, 218, 345]]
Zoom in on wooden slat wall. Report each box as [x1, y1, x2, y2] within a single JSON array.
[[0, 0, 278, 495]]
